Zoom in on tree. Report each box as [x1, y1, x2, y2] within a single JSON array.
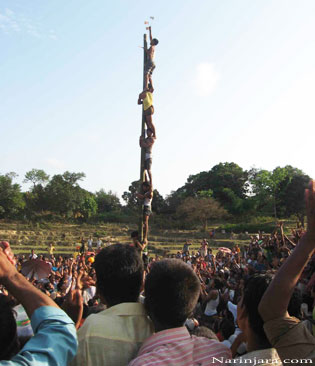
[[95, 189, 121, 213], [0, 173, 25, 218], [151, 189, 166, 214], [44, 172, 88, 218], [277, 172, 310, 226], [24, 169, 50, 188], [249, 166, 309, 220], [176, 196, 227, 231], [75, 193, 98, 220], [122, 181, 141, 210], [62, 171, 85, 185], [168, 162, 248, 215]]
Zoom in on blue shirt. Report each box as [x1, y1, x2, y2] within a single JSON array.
[[0, 306, 77, 366]]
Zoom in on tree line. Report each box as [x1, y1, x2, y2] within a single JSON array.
[[0, 163, 310, 228]]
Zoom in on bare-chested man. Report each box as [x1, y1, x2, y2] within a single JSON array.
[[136, 181, 153, 243], [145, 26, 158, 84], [138, 76, 156, 138], [139, 128, 155, 185]]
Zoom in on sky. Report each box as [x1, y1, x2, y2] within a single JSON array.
[[1, 0, 315, 200]]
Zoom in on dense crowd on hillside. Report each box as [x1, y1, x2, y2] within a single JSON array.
[[0, 182, 315, 365]]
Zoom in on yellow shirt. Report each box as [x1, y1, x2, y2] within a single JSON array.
[[70, 302, 153, 366], [143, 92, 153, 111]]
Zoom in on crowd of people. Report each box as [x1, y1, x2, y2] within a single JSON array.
[[0, 181, 315, 365]]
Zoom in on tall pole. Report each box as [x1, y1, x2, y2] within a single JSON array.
[[138, 34, 147, 241]]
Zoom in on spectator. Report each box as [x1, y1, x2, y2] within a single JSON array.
[[259, 180, 315, 362], [236, 274, 281, 364], [0, 241, 77, 365], [129, 259, 231, 365], [70, 244, 153, 366]]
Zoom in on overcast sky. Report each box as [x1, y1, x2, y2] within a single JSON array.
[[1, 0, 315, 199]]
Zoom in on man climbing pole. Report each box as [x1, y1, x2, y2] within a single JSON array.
[[139, 127, 155, 185], [144, 26, 158, 86], [136, 180, 153, 244], [138, 76, 156, 138]]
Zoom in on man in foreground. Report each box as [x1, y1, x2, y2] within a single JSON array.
[[0, 241, 77, 365], [259, 180, 315, 362], [71, 244, 153, 366], [129, 259, 231, 365]]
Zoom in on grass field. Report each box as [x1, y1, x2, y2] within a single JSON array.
[[0, 220, 296, 257]]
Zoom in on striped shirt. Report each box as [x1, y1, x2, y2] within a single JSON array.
[[128, 326, 232, 366]]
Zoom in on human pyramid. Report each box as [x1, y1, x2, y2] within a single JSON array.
[[136, 26, 159, 246]]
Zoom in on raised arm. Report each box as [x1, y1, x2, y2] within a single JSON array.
[[0, 242, 77, 366], [148, 26, 152, 42], [0, 242, 58, 318], [258, 180, 315, 321]]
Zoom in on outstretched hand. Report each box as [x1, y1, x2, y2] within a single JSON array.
[[62, 289, 83, 329], [305, 180, 315, 239], [0, 241, 16, 265], [0, 245, 17, 282]]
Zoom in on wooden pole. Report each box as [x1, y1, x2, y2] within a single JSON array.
[[138, 34, 147, 241]]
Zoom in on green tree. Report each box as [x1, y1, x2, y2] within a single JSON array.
[[45, 172, 87, 218], [0, 173, 25, 218], [151, 189, 166, 214], [96, 189, 121, 213], [122, 181, 141, 210], [24, 169, 50, 188], [176, 196, 227, 231], [167, 162, 248, 215], [277, 171, 310, 225], [76, 193, 98, 220]]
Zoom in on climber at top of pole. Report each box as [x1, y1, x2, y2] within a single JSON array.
[[144, 26, 159, 88]]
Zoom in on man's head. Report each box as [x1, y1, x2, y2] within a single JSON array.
[[142, 181, 150, 192], [94, 244, 143, 307], [151, 38, 159, 46], [0, 295, 19, 360], [237, 274, 273, 346], [144, 259, 200, 329]]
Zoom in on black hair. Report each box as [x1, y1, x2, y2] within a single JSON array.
[[94, 244, 143, 307], [288, 289, 302, 318], [144, 259, 200, 328], [192, 326, 218, 341], [152, 38, 159, 45], [242, 274, 273, 345], [220, 318, 235, 340], [0, 294, 19, 360], [131, 231, 139, 238], [213, 278, 224, 290]]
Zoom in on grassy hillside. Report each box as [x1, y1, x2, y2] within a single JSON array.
[[0, 219, 296, 257]]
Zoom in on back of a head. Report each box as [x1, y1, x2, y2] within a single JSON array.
[[144, 259, 200, 328], [192, 326, 219, 341], [95, 244, 143, 307], [220, 318, 235, 340], [0, 295, 19, 360], [242, 273, 273, 343], [152, 38, 159, 45]]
